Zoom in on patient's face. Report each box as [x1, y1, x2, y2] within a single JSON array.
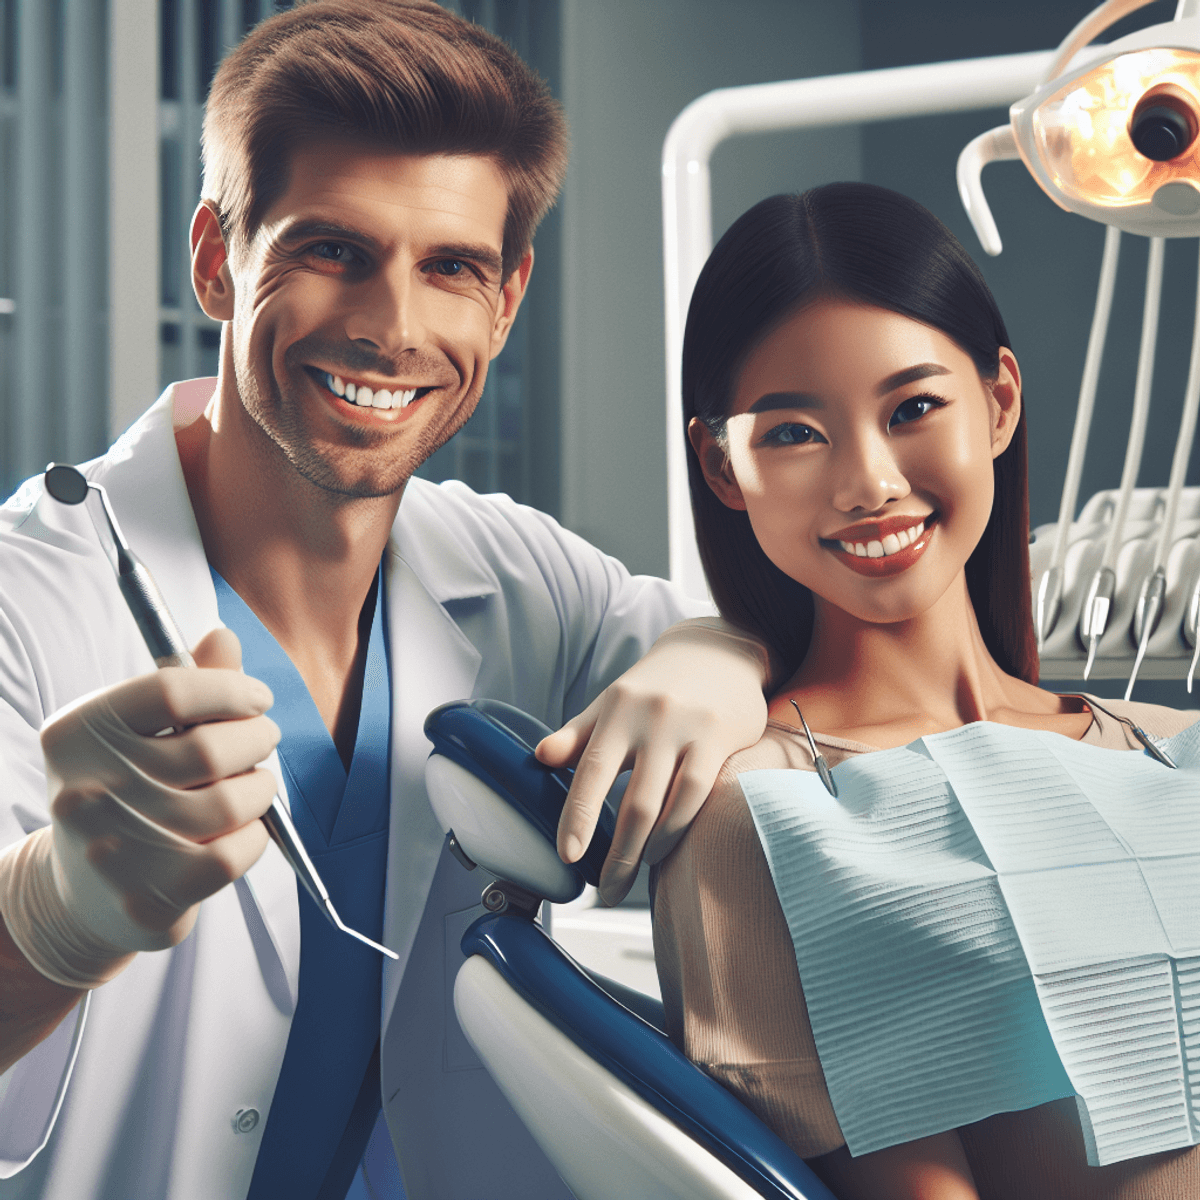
[[714, 300, 1017, 627]]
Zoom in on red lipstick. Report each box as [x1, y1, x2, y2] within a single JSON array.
[[823, 514, 936, 577]]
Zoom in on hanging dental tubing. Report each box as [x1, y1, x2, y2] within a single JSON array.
[[1080, 237, 1165, 678], [1127, 240, 1200, 699], [41, 464, 398, 961], [1037, 225, 1122, 650]]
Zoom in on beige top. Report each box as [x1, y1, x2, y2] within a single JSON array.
[[653, 697, 1200, 1199]]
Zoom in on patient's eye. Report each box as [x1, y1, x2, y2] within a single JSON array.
[[761, 422, 825, 446], [889, 395, 943, 427]]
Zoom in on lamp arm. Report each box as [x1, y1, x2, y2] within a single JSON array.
[[956, 124, 1020, 256], [1042, 0, 1159, 85]]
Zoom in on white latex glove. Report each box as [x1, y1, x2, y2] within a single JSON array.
[[538, 617, 773, 904], [0, 629, 279, 989]]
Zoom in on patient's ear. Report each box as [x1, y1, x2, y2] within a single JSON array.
[[988, 348, 1022, 459], [688, 418, 746, 511]]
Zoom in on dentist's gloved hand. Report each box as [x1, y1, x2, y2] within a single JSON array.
[[539, 618, 774, 905], [0, 629, 279, 989]]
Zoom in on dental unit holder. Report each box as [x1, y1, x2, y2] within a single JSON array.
[[42, 462, 398, 961], [958, 0, 1200, 698]]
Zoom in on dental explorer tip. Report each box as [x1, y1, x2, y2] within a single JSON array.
[[43, 462, 90, 506], [326, 902, 399, 959]]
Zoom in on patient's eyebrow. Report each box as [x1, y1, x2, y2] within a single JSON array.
[[747, 392, 823, 414], [877, 363, 950, 395]]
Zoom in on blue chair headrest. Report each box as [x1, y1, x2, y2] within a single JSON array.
[[424, 699, 616, 889]]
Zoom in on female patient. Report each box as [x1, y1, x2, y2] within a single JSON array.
[[652, 182, 1199, 1200]]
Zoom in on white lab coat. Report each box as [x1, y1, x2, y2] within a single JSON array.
[[0, 379, 705, 1200]]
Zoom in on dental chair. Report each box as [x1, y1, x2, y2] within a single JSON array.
[[423, 699, 837, 1200]]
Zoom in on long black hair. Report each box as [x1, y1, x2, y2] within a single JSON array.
[[682, 182, 1036, 683]]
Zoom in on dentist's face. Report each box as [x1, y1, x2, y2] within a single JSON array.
[[693, 300, 1020, 627], [220, 141, 529, 497]]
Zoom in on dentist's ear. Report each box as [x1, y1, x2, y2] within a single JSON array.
[[689, 417, 747, 511], [190, 201, 235, 322], [988, 348, 1022, 459]]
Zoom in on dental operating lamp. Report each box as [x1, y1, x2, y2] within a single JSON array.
[[42, 462, 398, 961], [958, 0, 1200, 698]]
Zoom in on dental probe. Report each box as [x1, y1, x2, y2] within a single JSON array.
[[1058, 692, 1177, 769], [790, 700, 838, 797], [42, 463, 398, 961]]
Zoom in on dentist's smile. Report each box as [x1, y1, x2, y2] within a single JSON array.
[[304, 365, 438, 419]]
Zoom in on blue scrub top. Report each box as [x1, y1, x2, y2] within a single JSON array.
[[212, 567, 392, 1200]]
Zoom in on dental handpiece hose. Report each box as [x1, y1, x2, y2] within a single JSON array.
[[42, 464, 397, 960]]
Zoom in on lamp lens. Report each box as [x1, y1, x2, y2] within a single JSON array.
[[1132, 106, 1191, 160], [1032, 48, 1200, 207]]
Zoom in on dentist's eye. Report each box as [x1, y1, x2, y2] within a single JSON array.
[[311, 242, 357, 263], [430, 259, 466, 276], [889, 395, 944, 427], [761, 422, 825, 446]]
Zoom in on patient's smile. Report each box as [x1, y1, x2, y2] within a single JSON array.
[[826, 514, 932, 559]]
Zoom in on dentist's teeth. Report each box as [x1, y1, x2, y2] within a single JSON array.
[[323, 372, 424, 410], [882, 533, 901, 555]]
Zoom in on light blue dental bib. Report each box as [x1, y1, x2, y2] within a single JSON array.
[[739, 719, 1200, 1166]]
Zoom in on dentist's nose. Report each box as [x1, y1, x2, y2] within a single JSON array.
[[831, 431, 910, 513], [343, 262, 424, 356]]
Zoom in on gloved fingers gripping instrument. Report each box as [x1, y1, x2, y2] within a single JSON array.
[[43, 463, 398, 961]]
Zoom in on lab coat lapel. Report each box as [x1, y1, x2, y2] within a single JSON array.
[[93, 381, 301, 1012], [97, 380, 220, 650], [380, 542, 484, 1019]]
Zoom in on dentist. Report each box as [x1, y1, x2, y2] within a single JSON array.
[[0, 3, 771, 1197]]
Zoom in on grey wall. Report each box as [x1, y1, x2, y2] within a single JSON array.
[[555, 0, 863, 576]]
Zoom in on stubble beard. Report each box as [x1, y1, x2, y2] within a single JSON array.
[[234, 348, 482, 500]]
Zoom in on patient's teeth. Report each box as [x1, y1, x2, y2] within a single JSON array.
[[373, 388, 392, 409], [882, 533, 901, 555], [855, 543, 867, 557], [345, 382, 357, 402], [866, 540, 884, 559]]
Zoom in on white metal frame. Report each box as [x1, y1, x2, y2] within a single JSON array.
[[661, 49, 1056, 601], [110, 0, 161, 439]]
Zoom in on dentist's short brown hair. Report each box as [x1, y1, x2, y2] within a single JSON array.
[[202, 0, 567, 280]]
